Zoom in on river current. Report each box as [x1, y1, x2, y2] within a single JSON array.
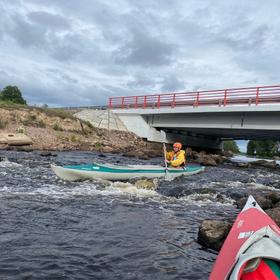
[[1, 150, 280, 280]]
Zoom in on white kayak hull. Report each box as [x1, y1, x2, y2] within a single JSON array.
[[51, 162, 205, 181]]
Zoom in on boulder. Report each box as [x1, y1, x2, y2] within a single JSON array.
[[39, 151, 56, 157], [265, 207, 280, 227], [266, 192, 280, 205], [134, 179, 157, 190], [211, 154, 224, 164], [123, 151, 135, 158], [101, 146, 114, 153], [6, 145, 33, 152], [236, 162, 250, 168], [275, 201, 280, 208], [195, 155, 217, 166], [197, 220, 231, 251], [250, 160, 278, 169], [0, 133, 32, 146], [138, 154, 150, 160], [222, 150, 234, 157]]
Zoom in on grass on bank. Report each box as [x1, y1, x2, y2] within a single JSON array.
[[0, 101, 76, 120]]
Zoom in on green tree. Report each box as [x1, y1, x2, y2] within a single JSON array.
[[0, 85, 26, 105], [247, 140, 256, 156], [247, 140, 279, 157], [223, 140, 240, 153], [255, 140, 278, 157]]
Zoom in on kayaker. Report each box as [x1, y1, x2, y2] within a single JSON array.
[[165, 142, 186, 167]]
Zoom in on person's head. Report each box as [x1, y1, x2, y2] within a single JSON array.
[[173, 142, 182, 152]]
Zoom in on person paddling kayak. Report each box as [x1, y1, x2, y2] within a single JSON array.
[[165, 142, 186, 167]]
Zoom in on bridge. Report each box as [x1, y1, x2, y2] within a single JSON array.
[[106, 85, 280, 150]]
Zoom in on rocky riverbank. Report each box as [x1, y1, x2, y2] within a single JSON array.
[[0, 106, 165, 155]]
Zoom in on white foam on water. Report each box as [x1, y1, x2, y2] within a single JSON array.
[[178, 193, 235, 206], [226, 181, 246, 188], [0, 159, 22, 168], [231, 155, 280, 165], [0, 179, 160, 200], [246, 182, 277, 190]]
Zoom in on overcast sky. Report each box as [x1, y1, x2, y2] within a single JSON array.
[[0, 0, 280, 107]]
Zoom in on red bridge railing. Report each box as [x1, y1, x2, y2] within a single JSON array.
[[108, 85, 280, 109]]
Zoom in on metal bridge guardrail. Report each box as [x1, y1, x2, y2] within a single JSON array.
[[108, 85, 280, 109]]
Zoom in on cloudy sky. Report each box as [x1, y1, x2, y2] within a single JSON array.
[[0, 0, 280, 107]]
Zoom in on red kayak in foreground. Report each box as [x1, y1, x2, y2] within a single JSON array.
[[209, 195, 280, 280]]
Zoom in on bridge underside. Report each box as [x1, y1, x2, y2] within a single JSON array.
[[146, 111, 280, 147], [158, 127, 280, 141], [115, 110, 280, 151]]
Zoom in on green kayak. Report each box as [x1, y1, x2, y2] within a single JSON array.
[[51, 162, 205, 181]]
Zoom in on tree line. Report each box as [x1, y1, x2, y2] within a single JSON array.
[[223, 139, 279, 158], [247, 140, 279, 157], [0, 85, 26, 105]]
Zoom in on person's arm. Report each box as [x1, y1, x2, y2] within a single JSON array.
[[165, 151, 173, 161]]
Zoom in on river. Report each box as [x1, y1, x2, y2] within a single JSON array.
[[1, 150, 280, 279]]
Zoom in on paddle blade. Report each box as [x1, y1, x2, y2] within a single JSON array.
[[160, 130, 166, 143]]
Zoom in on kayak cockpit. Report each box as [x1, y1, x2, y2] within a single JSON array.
[[228, 226, 280, 280], [240, 258, 280, 280]]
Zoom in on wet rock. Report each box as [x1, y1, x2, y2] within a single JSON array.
[[199, 188, 217, 195], [0, 133, 33, 146], [39, 151, 56, 157], [265, 208, 280, 227], [6, 145, 33, 152], [236, 162, 250, 168], [98, 153, 106, 158], [275, 201, 280, 208], [185, 147, 194, 161], [267, 192, 280, 205], [197, 220, 231, 251], [195, 155, 217, 166], [235, 197, 247, 209], [134, 179, 157, 190], [228, 191, 246, 201], [101, 146, 114, 153], [159, 184, 192, 198], [145, 149, 162, 158], [255, 195, 274, 209], [250, 160, 278, 169], [221, 150, 234, 157], [211, 154, 225, 164], [138, 154, 150, 160], [123, 151, 135, 158], [192, 151, 199, 160], [216, 194, 226, 203]]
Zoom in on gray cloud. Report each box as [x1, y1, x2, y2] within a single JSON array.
[[28, 11, 71, 30], [11, 17, 47, 48], [114, 29, 175, 66], [160, 75, 186, 92], [0, 0, 280, 106]]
